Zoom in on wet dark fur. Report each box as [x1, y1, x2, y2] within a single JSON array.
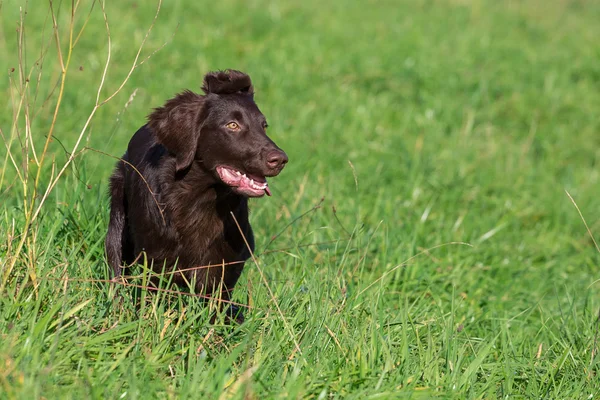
[[105, 70, 287, 321]]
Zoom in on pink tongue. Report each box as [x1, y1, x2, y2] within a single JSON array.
[[265, 186, 271, 196]]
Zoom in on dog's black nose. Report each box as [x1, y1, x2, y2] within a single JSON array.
[[266, 150, 288, 170]]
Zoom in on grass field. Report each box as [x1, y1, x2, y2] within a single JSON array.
[[1, 0, 600, 398]]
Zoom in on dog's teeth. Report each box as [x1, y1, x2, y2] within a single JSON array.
[[235, 171, 241, 176], [250, 179, 254, 185], [242, 174, 247, 178]]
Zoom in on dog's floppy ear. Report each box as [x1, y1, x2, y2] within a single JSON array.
[[147, 90, 205, 172], [201, 70, 254, 95]]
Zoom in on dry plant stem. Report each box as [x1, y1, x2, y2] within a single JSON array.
[[355, 242, 473, 299], [2, 0, 75, 289], [18, 8, 38, 169], [1, 0, 163, 292], [0, 127, 24, 188], [261, 238, 352, 256], [262, 197, 324, 253], [116, 282, 251, 309], [230, 211, 304, 357], [44, 277, 251, 309], [565, 190, 600, 254], [564, 190, 600, 366], [351, 219, 383, 276], [3, 75, 26, 184], [32, 0, 164, 222], [82, 147, 166, 225], [21, 8, 40, 167], [72, 0, 96, 47], [31, 9, 53, 114]]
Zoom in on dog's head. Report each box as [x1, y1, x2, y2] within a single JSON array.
[[148, 70, 288, 197]]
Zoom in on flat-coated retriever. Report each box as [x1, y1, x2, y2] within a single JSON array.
[[105, 70, 287, 322]]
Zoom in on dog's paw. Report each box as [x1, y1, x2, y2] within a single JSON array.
[[226, 304, 245, 325]]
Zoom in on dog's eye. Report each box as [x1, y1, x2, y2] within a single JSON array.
[[226, 122, 240, 131], [263, 123, 269, 129]]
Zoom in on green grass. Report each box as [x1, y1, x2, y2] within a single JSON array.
[[1, 0, 600, 398]]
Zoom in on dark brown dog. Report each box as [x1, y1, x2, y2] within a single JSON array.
[[105, 70, 287, 321]]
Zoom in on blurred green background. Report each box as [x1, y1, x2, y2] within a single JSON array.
[[1, 0, 599, 398]]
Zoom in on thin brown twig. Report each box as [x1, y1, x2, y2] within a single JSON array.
[[121, 260, 246, 280], [356, 242, 473, 299], [263, 197, 324, 253], [261, 238, 351, 256], [100, 0, 163, 106], [94, 0, 112, 105], [44, 277, 252, 309], [49, 0, 65, 71], [351, 219, 383, 276], [122, 23, 178, 71], [332, 204, 352, 238], [119, 239, 352, 280], [82, 147, 166, 225], [0, 128, 24, 184], [18, 6, 40, 167], [32, 6, 59, 119], [73, 0, 97, 47]]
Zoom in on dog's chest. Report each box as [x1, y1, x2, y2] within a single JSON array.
[[166, 193, 251, 262]]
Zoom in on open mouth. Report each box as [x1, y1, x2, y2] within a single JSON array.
[[216, 166, 271, 197]]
